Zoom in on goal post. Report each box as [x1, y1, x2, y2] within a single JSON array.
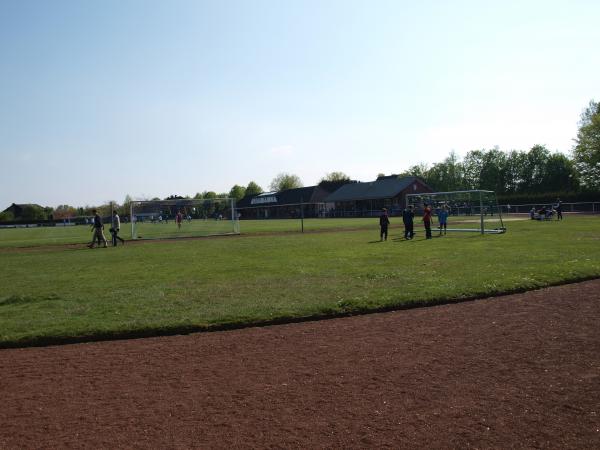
[[129, 198, 239, 240], [405, 190, 506, 235]]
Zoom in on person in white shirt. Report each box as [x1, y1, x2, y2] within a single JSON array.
[[110, 211, 125, 246]]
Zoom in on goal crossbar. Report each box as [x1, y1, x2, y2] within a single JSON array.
[[406, 190, 506, 235], [129, 197, 239, 240]]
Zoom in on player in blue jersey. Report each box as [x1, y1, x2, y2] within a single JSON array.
[[438, 205, 449, 236]]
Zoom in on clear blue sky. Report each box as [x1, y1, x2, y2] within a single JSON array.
[[1, 0, 598, 208]]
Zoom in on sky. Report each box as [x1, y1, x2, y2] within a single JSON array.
[[1, 0, 599, 208]]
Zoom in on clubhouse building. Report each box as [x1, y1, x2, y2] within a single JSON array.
[[236, 175, 432, 219], [324, 175, 432, 217]]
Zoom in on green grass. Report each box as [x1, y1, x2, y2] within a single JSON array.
[[0, 218, 379, 248], [0, 216, 599, 347], [0, 215, 505, 247]]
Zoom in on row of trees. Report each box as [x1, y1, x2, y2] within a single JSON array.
[[395, 99, 599, 202], [399, 146, 578, 195], [3, 100, 597, 221]]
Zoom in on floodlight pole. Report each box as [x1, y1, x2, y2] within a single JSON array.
[[479, 191, 484, 235], [130, 202, 134, 239], [230, 198, 236, 233], [300, 197, 304, 233]]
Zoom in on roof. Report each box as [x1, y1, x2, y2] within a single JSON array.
[[2, 203, 44, 213], [325, 176, 426, 202], [237, 186, 330, 208], [276, 186, 329, 204]]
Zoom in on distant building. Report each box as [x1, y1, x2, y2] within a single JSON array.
[[236, 186, 332, 219], [324, 175, 433, 216], [2, 203, 46, 219]]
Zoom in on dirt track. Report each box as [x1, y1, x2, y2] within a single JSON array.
[[1, 280, 599, 449]]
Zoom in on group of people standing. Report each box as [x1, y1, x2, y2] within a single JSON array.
[[88, 210, 125, 248], [379, 203, 448, 241], [529, 198, 563, 221]]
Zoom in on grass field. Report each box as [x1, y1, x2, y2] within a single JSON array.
[[1, 215, 599, 348]]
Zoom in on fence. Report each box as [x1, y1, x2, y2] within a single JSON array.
[[498, 202, 600, 214]]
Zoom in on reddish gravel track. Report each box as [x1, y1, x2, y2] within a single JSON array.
[[1, 280, 599, 449]]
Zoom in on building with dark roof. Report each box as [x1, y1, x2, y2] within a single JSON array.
[[236, 185, 331, 219], [324, 175, 432, 216]]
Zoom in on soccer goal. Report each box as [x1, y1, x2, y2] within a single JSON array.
[[130, 198, 239, 240], [405, 190, 506, 234]]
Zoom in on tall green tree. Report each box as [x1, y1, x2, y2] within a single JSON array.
[[573, 99, 600, 189], [462, 150, 484, 190], [121, 195, 133, 216], [541, 153, 579, 192], [269, 173, 303, 191], [517, 145, 552, 193], [245, 181, 263, 196], [228, 185, 247, 200], [425, 151, 465, 191], [398, 163, 429, 179]]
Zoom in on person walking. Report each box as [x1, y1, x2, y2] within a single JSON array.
[[555, 198, 563, 220], [88, 209, 108, 248], [402, 205, 415, 240], [379, 208, 390, 241], [110, 210, 125, 246], [423, 203, 433, 239]]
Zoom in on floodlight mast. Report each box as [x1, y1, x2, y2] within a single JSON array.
[[130, 202, 134, 239], [479, 191, 484, 235]]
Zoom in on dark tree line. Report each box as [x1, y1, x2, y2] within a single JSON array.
[[400, 145, 579, 196], [398, 99, 600, 202]]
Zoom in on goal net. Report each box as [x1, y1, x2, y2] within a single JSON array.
[[130, 198, 239, 240], [405, 190, 506, 234]]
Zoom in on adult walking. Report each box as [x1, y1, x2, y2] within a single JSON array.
[[379, 208, 390, 241], [110, 210, 125, 246], [88, 209, 108, 248], [402, 205, 415, 240]]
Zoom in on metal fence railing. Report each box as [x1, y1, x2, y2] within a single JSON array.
[[499, 202, 600, 214]]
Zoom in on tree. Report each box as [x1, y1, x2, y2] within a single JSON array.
[[320, 171, 350, 182], [53, 205, 77, 220], [425, 151, 465, 192], [398, 163, 429, 179], [269, 173, 303, 191], [20, 205, 49, 221], [202, 191, 217, 199], [229, 185, 246, 200], [573, 99, 600, 189], [318, 172, 351, 192], [121, 195, 133, 216], [462, 148, 508, 192], [541, 153, 579, 192], [245, 181, 263, 197], [0, 210, 14, 221]]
